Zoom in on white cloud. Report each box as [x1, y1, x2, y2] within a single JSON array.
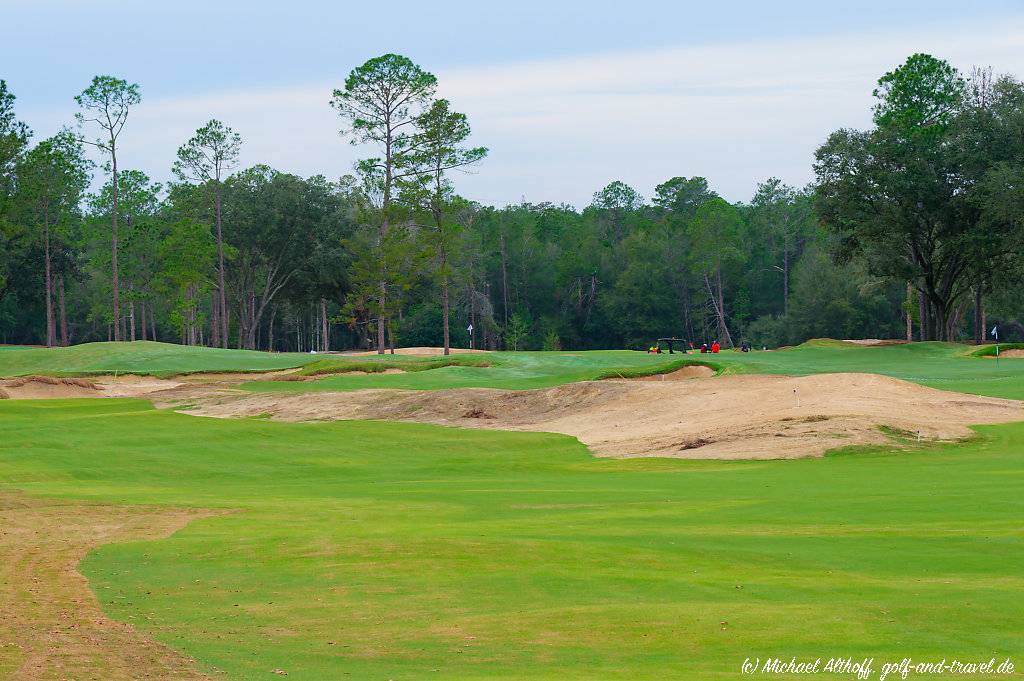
[[25, 16, 1024, 206]]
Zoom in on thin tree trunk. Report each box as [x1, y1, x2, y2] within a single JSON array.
[[267, 305, 276, 352], [111, 147, 121, 341], [387, 318, 395, 354], [43, 214, 55, 347], [782, 246, 790, 317], [210, 292, 219, 347], [441, 280, 450, 356], [974, 286, 983, 344], [321, 298, 329, 352], [704, 270, 733, 348], [129, 297, 136, 341], [906, 282, 913, 342], [58, 274, 68, 346], [500, 233, 509, 330], [150, 310, 157, 342], [215, 187, 228, 349], [918, 290, 928, 342], [140, 300, 147, 341]]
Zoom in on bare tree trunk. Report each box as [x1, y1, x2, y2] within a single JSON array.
[[43, 215, 55, 347], [500, 233, 509, 331], [782, 246, 790, 317], [973, 286, 983, 344], [387, 318, 395, 354], [140, 300, 147, 341], [215, 187, 228, 348], [906, 282, 913, 342], [706, 267, 734, 348], [441, 280, 451, 356], [58, 274, 68, 346], [918, 290, 928, 342], [111, 148, 121, 341], [150, 311, 157, 342], [267, 305, 276, 352], [129, 297, 136, 341], [377, 284, 387, 354], [321, 298, 329, 352], [210, 292, 220, 347]]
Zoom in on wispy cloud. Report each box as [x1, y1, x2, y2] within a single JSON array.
[[26, 16, 1024, 206]]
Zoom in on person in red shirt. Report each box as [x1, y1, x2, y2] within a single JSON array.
[[711, 341, 721, 353]]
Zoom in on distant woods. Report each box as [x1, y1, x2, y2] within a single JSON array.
[[0, 53, 1022, 351]]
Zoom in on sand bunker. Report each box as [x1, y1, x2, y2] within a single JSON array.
[[0, 371, 307, 400], [842, 339, 909, 346], [181, 372, 1024, 460], [340, 346, 489, 356], [992, 349, 1024, 358], [0, 376, 101, 399]]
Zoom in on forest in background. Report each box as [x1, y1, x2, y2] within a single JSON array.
[[0, 53, 1022, 353]]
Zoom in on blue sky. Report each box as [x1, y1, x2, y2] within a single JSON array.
[[4, 1, 1024, 206]]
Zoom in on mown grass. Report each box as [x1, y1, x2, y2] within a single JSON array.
[[241, 342, 1024, 399], [6, 340, 1024, 400], [0, 399, 1020, 679], [295, 354, 493, 377], [0, 341, 321, 378], [243, 350, 716, 393]]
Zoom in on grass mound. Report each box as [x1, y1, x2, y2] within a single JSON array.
[[594, 358, 721, 380], [970, 342, 1024, 357], [294, 354, 492, 377], [0, 341, 320, 378], [792, 338, 860, 349]]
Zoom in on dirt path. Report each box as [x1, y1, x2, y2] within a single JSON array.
[[0, 493, 214, 680], [181, 373, 1024, 459]]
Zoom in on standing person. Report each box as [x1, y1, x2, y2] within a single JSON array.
[[711, 340, 721, 353]]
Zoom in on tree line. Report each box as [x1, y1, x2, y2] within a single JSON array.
[[0, 53, 1021, 353]]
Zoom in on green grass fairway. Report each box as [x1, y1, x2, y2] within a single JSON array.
[[1, 399, 1022, 679], [0, 340, 321, 377], [242, 342, 1024, 399], [245, 350, 708, 392]]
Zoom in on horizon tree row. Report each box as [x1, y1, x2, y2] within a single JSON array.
[[0, 53, 1021, 350]]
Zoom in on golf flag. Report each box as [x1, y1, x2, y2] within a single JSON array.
[[991, 325, 999, 340]]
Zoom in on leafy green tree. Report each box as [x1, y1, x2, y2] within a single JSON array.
[[588, 181, 645, 246], [75, 75, 141, 340], [156, 219, 216, 345], [0, 80, 31, 210], [815, 54, 980, 340], [0, 80, 32, 304], [409, 98, 487, 354], [689, 198, 743, 346], [86, 170, 163, 340], [15, 131, 91, 345], [653, 176, 717, 219], [331, 54, 437, 353], [750, 178, 815, 318], [173, 119, 242, 348]]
